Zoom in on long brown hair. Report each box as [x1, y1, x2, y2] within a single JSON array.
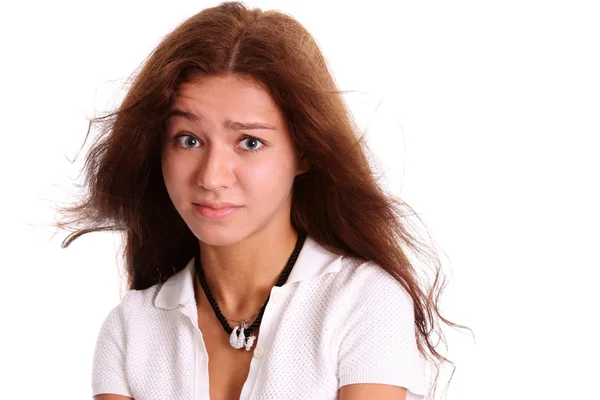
[[56, 2, 471, 398]]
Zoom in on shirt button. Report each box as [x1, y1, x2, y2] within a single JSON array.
[[254, 346, 265, 359], [271, 292, 283, 304]]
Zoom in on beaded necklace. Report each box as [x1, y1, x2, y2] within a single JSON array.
[[194, 231, 306, 351]]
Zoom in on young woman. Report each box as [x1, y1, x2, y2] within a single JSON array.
[[58, 2, 467, 399]]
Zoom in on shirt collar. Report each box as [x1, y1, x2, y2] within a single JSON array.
[[154, 235, 342, 310]]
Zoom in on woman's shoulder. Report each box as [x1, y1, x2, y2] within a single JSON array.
[[302, 255, 416, 326], [102, 280, 167, 324], [335, 256, 413, 305], [332, 257, 425, 397]]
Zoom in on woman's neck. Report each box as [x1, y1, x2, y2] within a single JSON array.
[[195, 224, 299, 319]]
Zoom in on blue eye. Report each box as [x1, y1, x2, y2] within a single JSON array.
[[239, 137, 265, 152], [173, 134, 265, 152], [175, 135, 200, 148]]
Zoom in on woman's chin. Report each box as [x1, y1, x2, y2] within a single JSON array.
[[192, 226, 250, 248]]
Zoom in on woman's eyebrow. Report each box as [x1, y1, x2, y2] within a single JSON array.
[[224, 120, 276, 131], [166, 109, 276, 131], [166, 109, 198, 121]]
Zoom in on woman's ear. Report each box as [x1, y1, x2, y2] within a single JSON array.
[[295, 154, 311, 175]]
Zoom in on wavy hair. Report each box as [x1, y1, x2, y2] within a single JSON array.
[[56, 2, 471, 398]]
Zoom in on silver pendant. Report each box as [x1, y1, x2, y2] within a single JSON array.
[[229, 323, 256, 351]]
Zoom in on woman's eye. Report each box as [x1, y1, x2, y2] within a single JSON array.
[[173, 135, 264, 152], [175, 135, 200, 148], [239, 137, 264, 152]]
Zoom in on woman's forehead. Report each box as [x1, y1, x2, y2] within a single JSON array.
[[175, 74, 269, 100], [170, 75, 283, 124]]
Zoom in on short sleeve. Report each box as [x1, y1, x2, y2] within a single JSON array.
[[91, 295, 134, 398], [337, 263, 427, 399]]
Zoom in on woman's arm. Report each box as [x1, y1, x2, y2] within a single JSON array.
[[91, 297, 134, 399], [336, 262, 426, 399], [340, 384, 407, 400]]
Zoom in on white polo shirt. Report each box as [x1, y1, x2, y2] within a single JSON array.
[[92, 236, 427, 399]]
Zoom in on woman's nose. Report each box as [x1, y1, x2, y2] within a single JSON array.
[[196, 145, 235, 191]]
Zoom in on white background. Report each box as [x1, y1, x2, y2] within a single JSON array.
[[1, 0, 598, 399]]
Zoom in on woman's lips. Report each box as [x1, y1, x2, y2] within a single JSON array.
[[193, 204, 241, 219]]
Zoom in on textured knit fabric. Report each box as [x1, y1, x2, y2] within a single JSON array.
[[92, 235, 427, 399]]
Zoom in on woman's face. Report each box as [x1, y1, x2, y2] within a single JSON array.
[[161, 74, 308, 247]]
